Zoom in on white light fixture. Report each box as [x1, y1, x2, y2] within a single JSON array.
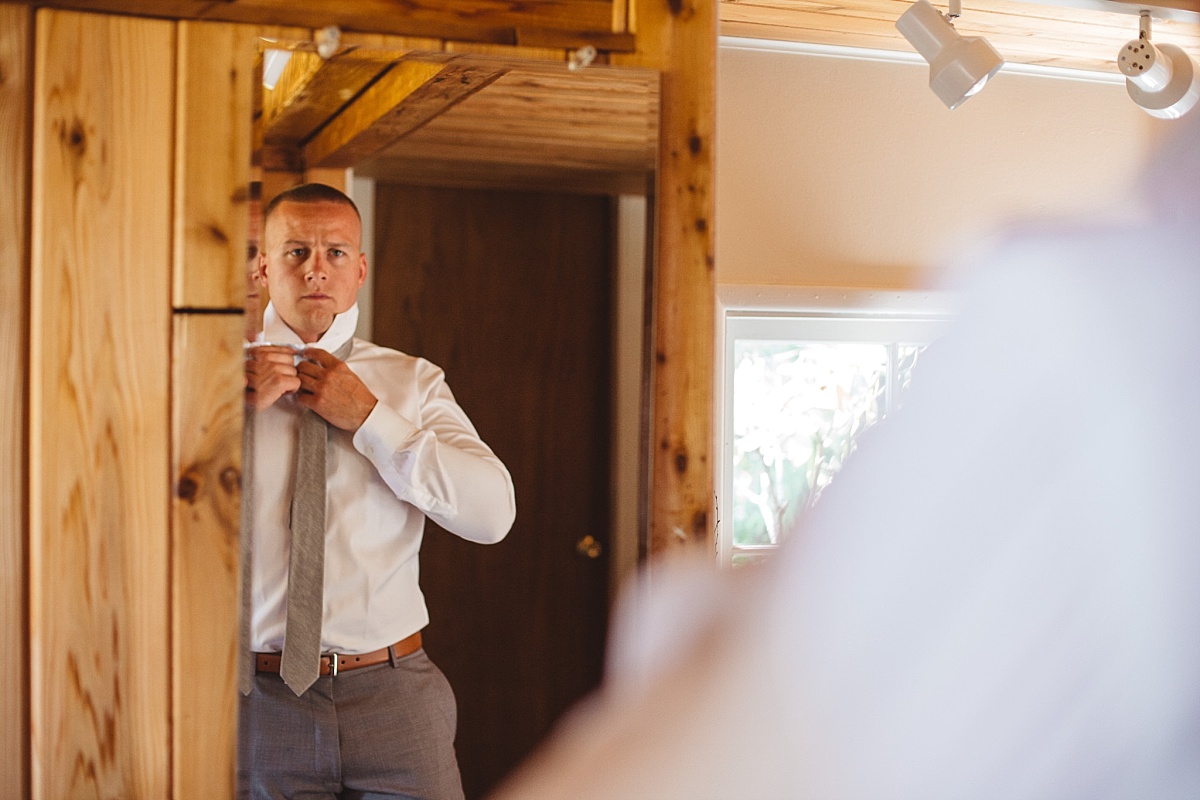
[[262, 49, 293, 90], [1118, 11, 1199, 120], [895, 0, 1005, 109]]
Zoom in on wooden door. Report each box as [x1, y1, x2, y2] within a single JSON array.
[[372, 184, 613, 799]]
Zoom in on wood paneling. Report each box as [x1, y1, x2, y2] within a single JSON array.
[[0, 6, 31, 799], [19, 0, 628, 48], [355, 61, 659, 191], [615, 0, 716, 555], [252, 36, 658, 189], [29, 10, 174, 798], [171, 313, 244, 800], [719, 0, 1200, 73], [304, 60, 500, 168], [174, 20, 258, 309]]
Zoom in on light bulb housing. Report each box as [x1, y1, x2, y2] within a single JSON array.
[[1119, 38, 1200, 120], [896, 0, 1004, 110]]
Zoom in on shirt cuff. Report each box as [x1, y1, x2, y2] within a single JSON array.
[[352, 401, 420, 465]]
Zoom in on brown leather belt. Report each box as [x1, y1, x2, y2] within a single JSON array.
[[255, 631, 422, 678]]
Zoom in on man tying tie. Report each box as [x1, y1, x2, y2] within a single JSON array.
[[241, 182, 516, 799]]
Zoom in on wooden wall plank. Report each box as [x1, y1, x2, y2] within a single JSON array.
[[29, 9, 174, 798], [174, 20, 260, 310], [171, 313, 244, 800], [615, 0, 716, 556], [0, 6, 31, 800]]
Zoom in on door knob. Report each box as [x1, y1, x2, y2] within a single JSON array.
[[575, 535, 603, 559]]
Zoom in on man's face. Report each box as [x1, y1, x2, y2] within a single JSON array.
[[259, 200, 367, 343], [245, 196, 265, 341]]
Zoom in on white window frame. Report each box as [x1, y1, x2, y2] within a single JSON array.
[[716, 285, 957, 567]]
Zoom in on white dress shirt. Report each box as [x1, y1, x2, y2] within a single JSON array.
[[249, 302, 516, 654]]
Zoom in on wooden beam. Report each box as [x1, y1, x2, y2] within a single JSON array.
[[14, 1, 630, 49], [0, 6, 31, 800], [615, 0, 717, 557], [258, 48, 397, 148], [30, 10, 174, 797], [304, 59, 505, 168]]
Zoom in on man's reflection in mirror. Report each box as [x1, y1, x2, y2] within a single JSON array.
[[239, 183, 517, 799], [245, 181, 265, 342]]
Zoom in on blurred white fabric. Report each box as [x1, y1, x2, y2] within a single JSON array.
[[492, 110, 1200, 800]]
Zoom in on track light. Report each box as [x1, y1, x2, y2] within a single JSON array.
[[1118, 11, 1199, 120], [895, 0, 1004, 110]]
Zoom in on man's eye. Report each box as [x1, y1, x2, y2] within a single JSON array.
[[329, 249, 346, 258], [287, 248, 307, 259]]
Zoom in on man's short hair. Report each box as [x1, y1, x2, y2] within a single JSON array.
[[263, 182, 361, 225]]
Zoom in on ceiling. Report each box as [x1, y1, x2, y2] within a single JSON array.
[[254, 0, 1198, 193], [718, 0, 1200, 73], [256, 39, 659, 194]]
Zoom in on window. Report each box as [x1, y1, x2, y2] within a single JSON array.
[[718, 287, 954, 567]]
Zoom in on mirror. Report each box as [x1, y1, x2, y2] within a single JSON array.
[[242, 36, 659, 799]]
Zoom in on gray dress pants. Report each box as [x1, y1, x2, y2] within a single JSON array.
[[239, 648, 465, 800]]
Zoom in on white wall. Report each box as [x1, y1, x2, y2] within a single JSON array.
[[716, 40, 1177, 289]]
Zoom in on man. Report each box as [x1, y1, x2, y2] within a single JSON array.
[[244, 181, 265, 342], [491, 94, 1200, 799], [242, 182, 516, 799]]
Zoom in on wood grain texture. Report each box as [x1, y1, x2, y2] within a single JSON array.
[[0, 6, 31, 799], [29, 10, 174, 798], [171, 313, 244, 800], [174, 20, 258, 309], [258, 49, 397, 147], [615, 0, 717, 556], [16, 0, 622, 46], [304, 60, 502, 168], [350, 59, 658, 190], [719, 0, 1200, 73]]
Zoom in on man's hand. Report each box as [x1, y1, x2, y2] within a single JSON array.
[[296, 347, 379, 431], [245, 345, 302, 411]]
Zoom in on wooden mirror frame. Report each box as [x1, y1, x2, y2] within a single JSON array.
[[3, 0, 713, 796]]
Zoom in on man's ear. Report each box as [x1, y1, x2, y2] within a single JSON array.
[[258, 252, 270, 286], [358, 252, 368, 289]]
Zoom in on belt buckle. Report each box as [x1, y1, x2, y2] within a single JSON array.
[[326, 652, 339, 677]]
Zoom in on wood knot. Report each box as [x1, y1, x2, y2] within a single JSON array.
[[176, 474, 199, 503], [691, 509, 709, 536], [674, 449, 688, 474], [208, 223, 230, 244], [688, 134, 702, 155], [66, 118, 86, 157], [694, 217, 707, 233]]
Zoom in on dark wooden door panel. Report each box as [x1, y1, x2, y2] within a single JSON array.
[[372, 184, 612, 799]]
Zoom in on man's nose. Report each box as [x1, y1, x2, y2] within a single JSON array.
[[305, 254, 328, 281]]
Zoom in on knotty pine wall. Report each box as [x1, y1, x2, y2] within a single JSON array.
[[1, 5, 32, 797], [10, 8, 277, 797]]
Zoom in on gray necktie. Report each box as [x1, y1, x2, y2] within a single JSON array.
[[271, 339, 353, 696]]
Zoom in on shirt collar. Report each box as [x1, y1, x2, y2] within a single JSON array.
[[259, 301, 359, 352]]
